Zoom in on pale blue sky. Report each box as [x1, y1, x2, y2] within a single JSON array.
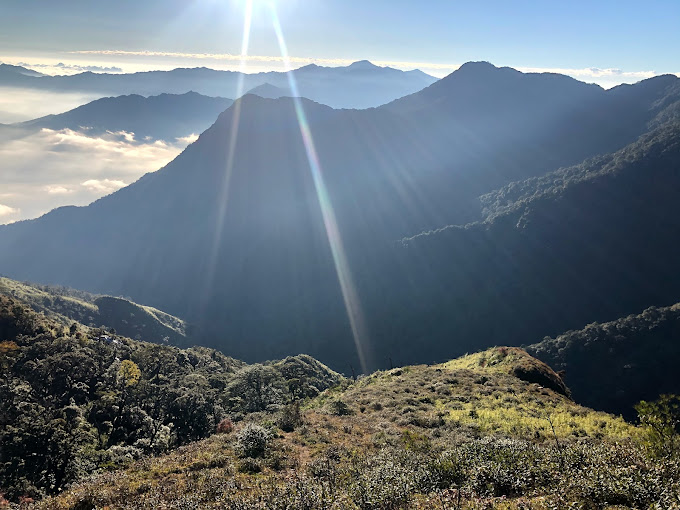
[[1, 0, 679, 84]]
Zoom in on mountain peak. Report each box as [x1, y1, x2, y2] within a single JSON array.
[[246, 82, 290, 99], [348, 60, 379, 70], [455, 61, 501, 75], [296, 63, 320, 71]]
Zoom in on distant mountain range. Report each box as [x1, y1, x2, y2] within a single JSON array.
[[1, 62, 679, 377], [0, 60, 437, 109], [6, 91, 233, 142]]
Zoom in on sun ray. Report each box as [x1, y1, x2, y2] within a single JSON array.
[[200, 0, 253, 306], [270, 5, 371, 373]]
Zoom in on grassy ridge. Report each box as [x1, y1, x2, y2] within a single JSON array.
[[0, 277, 188, 346]]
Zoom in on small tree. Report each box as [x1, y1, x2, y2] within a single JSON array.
[[118, 360, 141, 387], [635, 394, 680, 458], [226, 364, 285, 413]]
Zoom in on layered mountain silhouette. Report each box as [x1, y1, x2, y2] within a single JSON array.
[[7, 91, 233, 141], [1, 62, 679, 373], [0, 61, 437, 109]]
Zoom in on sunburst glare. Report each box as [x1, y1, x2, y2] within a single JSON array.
[[201, 0, 253, 303], [270, 4, 371, 373]]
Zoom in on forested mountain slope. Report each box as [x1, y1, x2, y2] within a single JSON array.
[[528, 303, 680, 418], [389, 122, 680, 366]]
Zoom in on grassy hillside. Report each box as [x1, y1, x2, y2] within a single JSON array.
[[0, 277, 189, 346], [440, 347, 569, 397], [29, 349, 679, 509]]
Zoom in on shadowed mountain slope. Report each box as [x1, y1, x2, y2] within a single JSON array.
[[391, 122, 680, 365], [528, 302, 680, 418]]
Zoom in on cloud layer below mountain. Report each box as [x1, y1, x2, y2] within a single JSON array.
[[0, 127, 191, 223], [0, 87, 102, 123]]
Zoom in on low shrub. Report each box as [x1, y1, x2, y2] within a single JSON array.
[[329, 399, 352, 416], [235, 423, 271, 458], [277, 402, 303, 432], [217, 417, 234, 434]]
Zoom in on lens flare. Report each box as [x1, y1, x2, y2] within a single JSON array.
[[270, 5, 371, 373], [201, 0, 253, 299]]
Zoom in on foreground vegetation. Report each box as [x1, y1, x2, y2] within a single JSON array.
[[31, 423, 680, 509], [2, 296, 679, 508], [7, 348, 676, 508], [0, 296, 342, 500]]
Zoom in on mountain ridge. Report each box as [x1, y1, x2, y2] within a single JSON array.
[[8, 91, 233, 141], [0, 276, 190, 346], [0, 60, 438, 110]]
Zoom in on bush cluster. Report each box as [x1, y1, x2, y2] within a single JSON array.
[[235, 424, 272, 458]]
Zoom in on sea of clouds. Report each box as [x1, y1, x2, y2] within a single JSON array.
[[0, 123, 196, 224]]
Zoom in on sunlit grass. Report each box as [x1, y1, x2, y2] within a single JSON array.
[[441, 398, 636, 440]]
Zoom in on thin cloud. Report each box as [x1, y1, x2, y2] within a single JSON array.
[[81, 179, 127, 193], [16, 61, 123, 75], [0, 204, 19, 218], [0, 87, 102, 124], [44, 185, 73, 195], [176, 133, 199, 144], [516, 66, 656, 80]]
